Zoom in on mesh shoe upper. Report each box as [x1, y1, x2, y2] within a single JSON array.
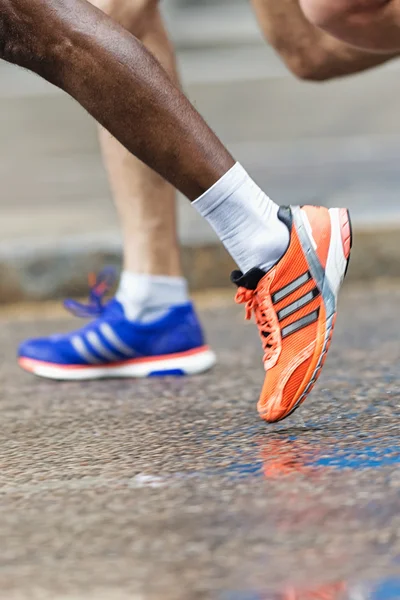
[[233, 205, 346, 423], [18, 299, 205, 366]]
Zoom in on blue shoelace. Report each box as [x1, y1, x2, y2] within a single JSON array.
[[64, 266, 117, 318]]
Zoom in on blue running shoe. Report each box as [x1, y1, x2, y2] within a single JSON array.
[[18, 269, 216, 381]]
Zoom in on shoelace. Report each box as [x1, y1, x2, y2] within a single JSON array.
[[64, 267, 117, 318], [235, 285, 281, 367]]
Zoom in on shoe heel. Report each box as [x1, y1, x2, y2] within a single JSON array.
[[327, 208, 352, 297], [338, 208, 352, 261]]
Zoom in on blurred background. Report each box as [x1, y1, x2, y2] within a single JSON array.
[[1, 7, 399, 597], [1, 0, 400, 302]]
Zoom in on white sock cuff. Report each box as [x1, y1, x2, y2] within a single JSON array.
[[118, 272, 188, 289], [116, 271, 190, 321], [193, 162, 248, 217], [117, 272, 188, 301], [191, 163, 289, 274]]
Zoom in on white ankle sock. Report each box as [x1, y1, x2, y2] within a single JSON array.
[[193, 162, 289, 274], [116, 272, 189, 322]]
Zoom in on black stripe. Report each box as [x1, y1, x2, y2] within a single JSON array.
[[281, 308, 320, 339], [272, 271, 311, 304], [277, 288, 320, 322]]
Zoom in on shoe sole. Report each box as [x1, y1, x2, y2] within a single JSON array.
[[18, 345, 216, 381], [263, 206, 352, 422]]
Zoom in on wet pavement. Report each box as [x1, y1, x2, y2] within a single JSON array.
[[0, 283, 399, 599]]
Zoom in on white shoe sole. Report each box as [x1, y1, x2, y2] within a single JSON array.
[[18, 345, 217, 381]]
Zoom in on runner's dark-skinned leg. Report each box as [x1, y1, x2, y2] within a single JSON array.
[[0, 0, 234, 200], [4, 0, 353, 425]]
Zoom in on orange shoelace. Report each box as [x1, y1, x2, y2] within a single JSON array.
[[235, 284, 281, 369]]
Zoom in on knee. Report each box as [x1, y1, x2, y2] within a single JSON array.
[[92, 0, 160, 36], [0, 0, 75, 84], [0, 0, 41, 65], [0, 0, 21, 62], [269, 42, 341, 82], [286, 59, 333, 82]]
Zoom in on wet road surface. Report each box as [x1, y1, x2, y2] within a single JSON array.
[[0, 284, 399, 599]]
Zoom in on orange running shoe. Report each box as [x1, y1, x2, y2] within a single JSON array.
[[232, 205, 352, 423]]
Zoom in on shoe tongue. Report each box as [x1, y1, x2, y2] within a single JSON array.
[[277, 205, 293, 230], [231, 207, 292, 291], [231, 268, 266, 290]]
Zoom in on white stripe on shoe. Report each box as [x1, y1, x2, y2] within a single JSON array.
[[86, 331, 121, 362], [71, 336, 101, 364], [99, 323, 136, 357], [271, 271, 312, 304]]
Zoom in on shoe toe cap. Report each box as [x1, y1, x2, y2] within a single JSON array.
[[18, 337, 67, 364], [258, 357, 314, 423]]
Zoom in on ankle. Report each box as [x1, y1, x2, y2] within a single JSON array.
[[116, 271, 190, 322], [193, 163, 289, 274]]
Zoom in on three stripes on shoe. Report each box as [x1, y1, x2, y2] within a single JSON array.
[[272, 271, 319, 339], [71, 323, 137, 365]]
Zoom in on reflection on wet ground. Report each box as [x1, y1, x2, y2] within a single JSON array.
[[222, 576, 400, 599], [161, 430, 400, 484], [211, 434, 400, 480], [0, 285, 399, 597]]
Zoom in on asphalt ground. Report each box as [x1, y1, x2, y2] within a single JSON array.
[[0, 283, 399, 599]]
